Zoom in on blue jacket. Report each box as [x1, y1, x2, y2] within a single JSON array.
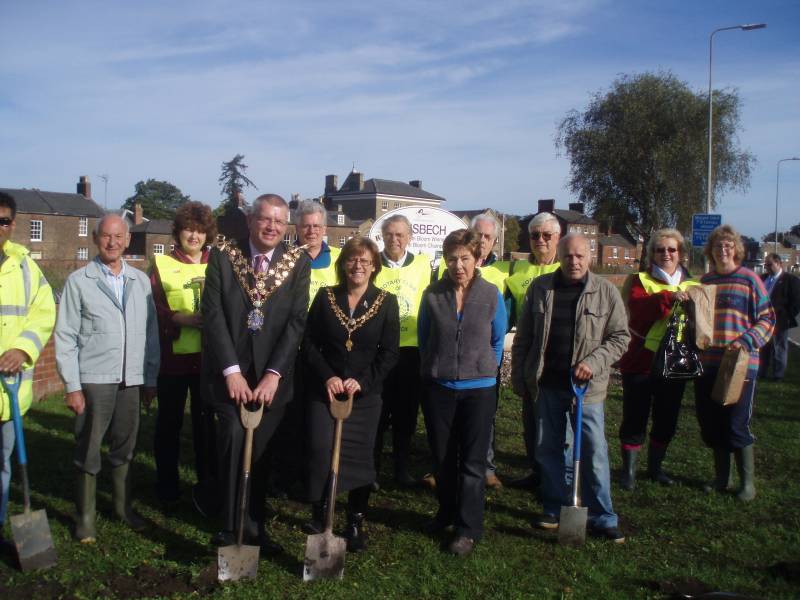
[[55, 258, 160, 393]]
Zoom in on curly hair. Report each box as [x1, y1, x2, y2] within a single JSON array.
[[172, 201, 217, 242], [703, 224, 744, 266], [335, 237, 382, 284]]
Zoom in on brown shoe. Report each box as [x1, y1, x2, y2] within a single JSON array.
[[485, 473, 503, 490], [421, 473, 437, 490], [448, 536, 475, 557]]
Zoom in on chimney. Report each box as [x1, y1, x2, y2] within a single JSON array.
[[409, 180, 422, 189], [134, 202, 144, 225], [568, 202, 585, 214], [538, 199, 555, 213], [325, 174, 338, 195], [77, 175, 91, 198], [353, 172, 364, 191]]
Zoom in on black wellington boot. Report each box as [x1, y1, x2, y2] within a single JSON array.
[[647, 444, 675, 486], [620, 448, 638, 491]]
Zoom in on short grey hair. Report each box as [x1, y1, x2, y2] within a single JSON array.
[[528, 212, 560, 234], [557, 232, 589, 258], [95, 213, 129, 235], [470, 213, 500, 239], [381, 214, 412, 236], [294, 199, 327, 222], [249, 193, 289, 216]]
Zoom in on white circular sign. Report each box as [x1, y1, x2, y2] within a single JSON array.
[[368, 206, 468, 264]]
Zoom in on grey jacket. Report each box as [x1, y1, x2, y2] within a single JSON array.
[[511, 270, 630, 404], [55, 258, 160, 393]]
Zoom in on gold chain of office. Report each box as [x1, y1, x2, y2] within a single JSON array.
[[326, 287, 388, 351], [216, 236, 308, 332]]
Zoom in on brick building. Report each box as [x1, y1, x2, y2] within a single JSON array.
[[322, 170, 445, 221], [522, 199, 600, 264], [1, 176, 105, 261], [598, 233, 638, 268]]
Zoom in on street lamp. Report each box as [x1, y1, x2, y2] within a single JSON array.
[[707, 23, 766, 214], [774, 157, 800, 254]]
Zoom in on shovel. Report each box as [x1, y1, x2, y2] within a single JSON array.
[[1, 374, 57, 571], [217, 401, 264, 582], [558, 376, 589, 547], [303, 391, 354, 582]]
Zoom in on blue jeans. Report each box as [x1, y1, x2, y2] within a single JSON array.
[[536, 385, 617, 529], [1, 420, 15, 527]]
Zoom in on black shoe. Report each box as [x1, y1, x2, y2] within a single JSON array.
[[590, 525, 625, 544], [344, 512, 367, 552], [211, 530, 236, 547], [448, 536, 475, 557], [508, 472, 539, 491], [394, 470, 418, 488], [256, 533, 283, 555], [532, 514, 559, 530]]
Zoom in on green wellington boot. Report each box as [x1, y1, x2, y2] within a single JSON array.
[[111, 464, 146, 531], [75, 471, 97, 543], [620, 449, 638, 491], [734, 445, 756, 502], [703, 447, 731, 493]]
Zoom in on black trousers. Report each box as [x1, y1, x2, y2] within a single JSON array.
[[267, 359, 307, 494], [422, 382, 494, 541], [619, 373, 686, 449], [375, 348, 421, 471], [211, 379, 286, 537], [154, 373, 217, 501]]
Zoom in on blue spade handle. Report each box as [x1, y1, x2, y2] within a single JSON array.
[[1, 374, 27, 467], [570, 375, 589, 464]]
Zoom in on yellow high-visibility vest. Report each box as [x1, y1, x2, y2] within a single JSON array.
[[0, 242, 56, 420], [638, 272, 701, 351], [506, 260, 561, 321], [308, 246, 341, 310], [374, 253, 431, 348], [154, 254, 207, 355], [436, 259, 510, 294]]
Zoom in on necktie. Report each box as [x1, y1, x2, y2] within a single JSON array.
[[253, 254, 267, 273]]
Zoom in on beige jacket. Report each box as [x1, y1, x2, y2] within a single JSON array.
[[511, 270, 630, 404]]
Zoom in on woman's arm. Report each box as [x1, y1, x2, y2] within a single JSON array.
[[300, 289, 337, 383]]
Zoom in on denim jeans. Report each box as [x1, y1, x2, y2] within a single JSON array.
[[1, 420, 15, 527], [536, 385, 617, 529]]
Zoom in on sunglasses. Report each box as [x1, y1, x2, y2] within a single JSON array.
[[0, 218, 13, 227], [530, 231, 554, 241], [655, 247, 678, 254]]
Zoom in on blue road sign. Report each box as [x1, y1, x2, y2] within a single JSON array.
[[692, 214, 722, 247]]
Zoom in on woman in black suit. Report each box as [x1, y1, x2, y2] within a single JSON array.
[[302, 237, 399, 551]]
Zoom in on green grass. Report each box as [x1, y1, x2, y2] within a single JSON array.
[[2, 350, 800, 599]]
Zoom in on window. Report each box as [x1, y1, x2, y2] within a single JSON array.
[[337, 214, 345, 225], [381, 201, 389, 211], [283, 232, 294, 244], [583, 226, 588, 234], [77, 247, 88, 260], [394, 202, 400, 209], [78, 217, 88, 236], [170, 243, 175, 252], [590, 239, 596, 251], [153, 244, 165, 255], [30, 220, 42, 242], [612, 247, 618, 258], [339, 236, 346, 247], [624, 248, 630, 259]]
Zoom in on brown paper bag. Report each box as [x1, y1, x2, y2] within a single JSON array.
[[711, 345, 749, 405], [687, 285, 717, 350]]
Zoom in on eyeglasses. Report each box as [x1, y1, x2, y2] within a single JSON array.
[[655, 247, 678, 254], [714, 242, 735, 251], [254, 217, 287, 227], [345, 258, 373, 266], [0, 218, 13, 227], [530, 231, 554, 241], [300, 224, 324, 230]]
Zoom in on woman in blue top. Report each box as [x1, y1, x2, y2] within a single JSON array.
[[418, 229, 507, 557]]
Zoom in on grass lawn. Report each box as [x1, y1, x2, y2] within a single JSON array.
[[2, 350, 799, 599]]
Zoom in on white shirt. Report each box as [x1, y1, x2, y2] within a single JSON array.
[[383, 250, 408, 269]]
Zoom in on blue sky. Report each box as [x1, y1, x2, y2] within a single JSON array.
[[1, 0, 798, 239]]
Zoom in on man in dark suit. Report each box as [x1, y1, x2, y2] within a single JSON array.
[[760, 253, 800, 381], [202, 193, 310, 551]]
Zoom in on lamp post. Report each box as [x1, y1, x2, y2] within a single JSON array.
[[707, 23, 766, 214], [774, 157, 800, 254]]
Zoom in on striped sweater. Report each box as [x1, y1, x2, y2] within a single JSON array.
[[700, 266, 775, 376]]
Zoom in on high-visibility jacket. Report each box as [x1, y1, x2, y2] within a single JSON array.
[[153, 254, 207, 355], [0, 242, 56, 420], [308, 246, 340, 310], [638, 272, 701, 351], [506, 260, 560, 322], [436, 258, 510, 294], [375, 253, 431, 347]]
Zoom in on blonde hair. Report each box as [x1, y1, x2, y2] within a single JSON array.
[[646, 228, 686, 270]]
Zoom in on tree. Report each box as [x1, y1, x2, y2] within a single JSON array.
[[122, 179, 190, 220], [556, 71, 755, 235], [219, 154, 257, 212], [501, 214, 520, 255]]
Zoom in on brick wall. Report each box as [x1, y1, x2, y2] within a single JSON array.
[[12, 214, 100, 261], [32, 334, 63, 400]]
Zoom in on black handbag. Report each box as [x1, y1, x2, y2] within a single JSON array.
[[651, 303, 704, 381]]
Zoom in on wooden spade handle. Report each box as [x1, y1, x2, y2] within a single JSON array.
[[324, 392, 354, 534]]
